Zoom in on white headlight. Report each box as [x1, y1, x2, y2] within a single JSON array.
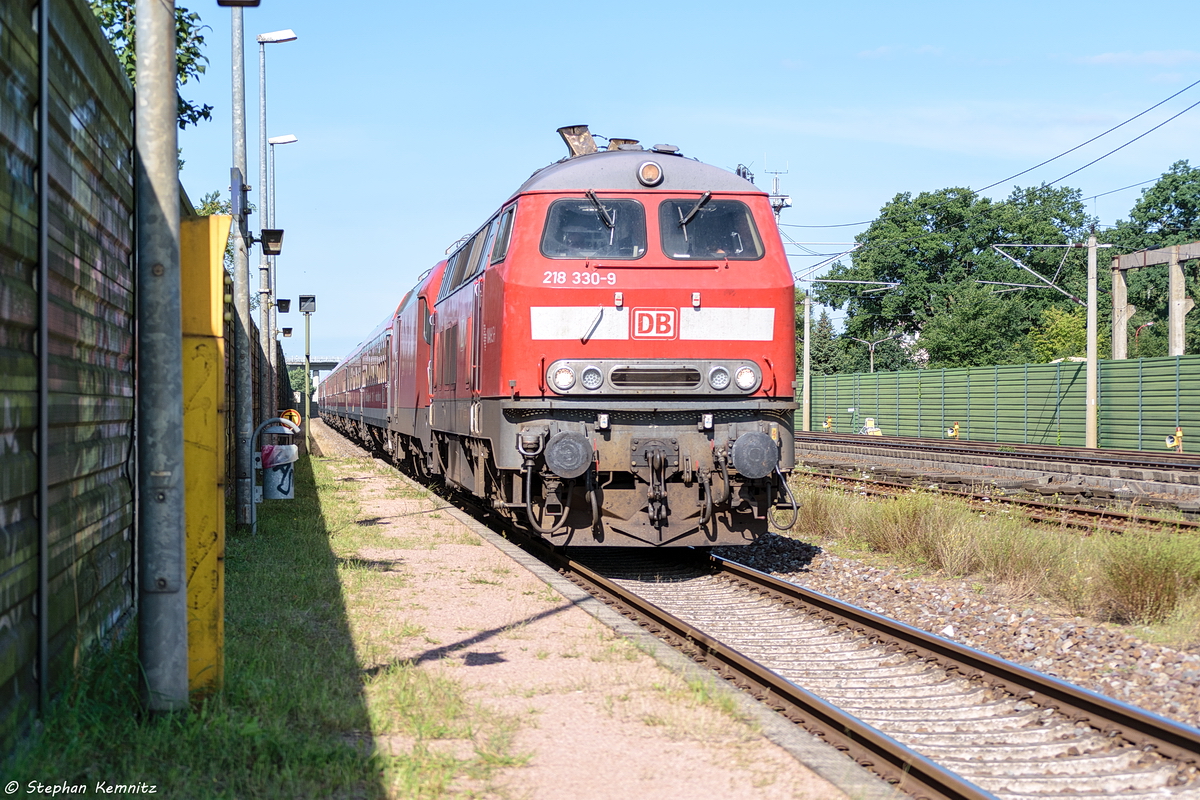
[[581, 366, 603, 390], [552, 366, 576, 390], [734, 366, 757, 390], [709, 366, 731, 390]]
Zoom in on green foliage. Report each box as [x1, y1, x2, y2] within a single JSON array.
[[795, 295, 847, 376], [193, 190, 230, 217], [815, 185, 1093, 340], [88, 0, 213, 130], [1106, 160, 1200, 354], [1030, 306, 1086, 362], [1110, 160, 1200, 250], [840, 333, 914, 374], [917, 284, 1035, 368], [805, 162, 1200, 375], [289, 366, 310, 394], [1028, 306, 1111, 362], [194, 191, 237, 282]]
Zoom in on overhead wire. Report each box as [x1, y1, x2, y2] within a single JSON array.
[[975, 76, 1200, 194], [784, 78, 1200, 235], [1047, 96, 1200, 186]]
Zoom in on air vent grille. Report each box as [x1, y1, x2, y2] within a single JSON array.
[[609, 366, 701, 388]]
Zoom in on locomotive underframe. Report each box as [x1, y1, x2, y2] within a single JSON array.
[[427, 397, 797, 547], [323, 396, 797, 547]]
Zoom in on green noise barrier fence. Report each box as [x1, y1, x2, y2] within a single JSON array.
[[806, 356, 1200, 451]]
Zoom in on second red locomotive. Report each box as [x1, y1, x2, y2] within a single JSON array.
[[320, 126, 797, 547]]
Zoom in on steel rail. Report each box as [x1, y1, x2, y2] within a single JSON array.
[[325, 420, 1200, 796], [712, 554, 1200, 766], [544, 546, 999, 800], [795, 432, 1200, 472], [802, 472, 1200, 533]]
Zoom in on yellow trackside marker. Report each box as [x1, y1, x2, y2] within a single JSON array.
[[182, 213, 231, 694], [281, 408, 302, 428]]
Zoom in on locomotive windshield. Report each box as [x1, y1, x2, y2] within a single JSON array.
[[659, 198, 764, 260], [541, 197, 646, 259]]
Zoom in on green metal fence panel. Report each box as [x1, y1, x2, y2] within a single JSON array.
[[1099, 357, 1200, 450], [0, 0, 134, 753], [804, 356, 1199, 451]]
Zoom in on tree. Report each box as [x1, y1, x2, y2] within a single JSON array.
[[89, 0, 213, 129], [839, 335, 915, 374], [814, 184, 1096, 367], [916, 284, 1035, 368], [811, 314, 841, 374], [1106, 161, 1200, 355], [1109, 161, 1200, 250], [287, 366, 306, 395], [793, 290, 844, 375], [1028, 306, 1116, 362]]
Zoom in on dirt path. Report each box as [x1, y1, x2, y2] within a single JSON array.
[[308, 420, 877, 800]]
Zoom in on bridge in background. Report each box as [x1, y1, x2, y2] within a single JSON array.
[[285, 357, 340, 373]]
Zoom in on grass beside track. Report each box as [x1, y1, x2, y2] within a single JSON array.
[[4, 454, 515, 798], [787, 480, 1200, 644]]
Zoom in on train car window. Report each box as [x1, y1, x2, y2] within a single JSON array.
[[658, 198, 764, 261], [540, 197, 646, 259], [420, 298, 432, 344], [490, 205, 515, 264]]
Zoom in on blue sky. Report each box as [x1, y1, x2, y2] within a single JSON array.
[[175, 0, 1200, 363]]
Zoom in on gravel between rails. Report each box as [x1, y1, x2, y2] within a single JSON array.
[[716, 535, 1200, 730]]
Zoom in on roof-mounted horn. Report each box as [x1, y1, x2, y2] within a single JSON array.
[[557, 125, 598, 157]]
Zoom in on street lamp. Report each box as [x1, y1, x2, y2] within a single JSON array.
[[256, 28, 297, 427], [1135, 321, 1155, 357], [299, 295, 316, 451], [267, 133, 298, 373], [848, 333, 900, 374]]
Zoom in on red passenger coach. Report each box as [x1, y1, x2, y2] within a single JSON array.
[[321, 126, 798, 547]]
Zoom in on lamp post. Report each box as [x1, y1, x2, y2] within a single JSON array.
[[1135, 321, 1155, 357], [268, 134, 298, 377], [299, 295, 316, 451], [230, 9, 254, 531], [849, 334, 900, 374], [256, 29, 297, 427], [136, 0, 187, 711]]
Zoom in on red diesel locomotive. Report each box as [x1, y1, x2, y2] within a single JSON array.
[[320, 126, 797, 547]]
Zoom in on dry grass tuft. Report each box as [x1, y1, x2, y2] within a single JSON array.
[[790, 478, 1200, 640]]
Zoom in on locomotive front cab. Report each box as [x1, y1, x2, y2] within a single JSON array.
[[482, 145, 798, 547]]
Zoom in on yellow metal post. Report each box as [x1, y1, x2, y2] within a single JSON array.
[[181, 214, 232, 693]]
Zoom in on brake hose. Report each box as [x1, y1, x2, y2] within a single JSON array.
[[771, 466, 799, 530], [524, 464, 572, 535]]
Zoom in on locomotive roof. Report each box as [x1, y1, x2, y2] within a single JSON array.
[[513, 149, 760, 197]]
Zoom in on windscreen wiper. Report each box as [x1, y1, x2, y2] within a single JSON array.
[[678, 191, 711, 228], [586, 189, 614, 229]]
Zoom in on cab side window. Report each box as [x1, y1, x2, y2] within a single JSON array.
[[490, 205, 515, 264]]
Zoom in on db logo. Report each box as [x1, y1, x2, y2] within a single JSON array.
[[632, 308, 677, 339]]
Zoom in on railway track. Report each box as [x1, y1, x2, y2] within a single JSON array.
[[795, 432, 1200, 473], [328, 422, 1200, 797], [799, 471, 1200, 534], [535, 546, 1200, 800]]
